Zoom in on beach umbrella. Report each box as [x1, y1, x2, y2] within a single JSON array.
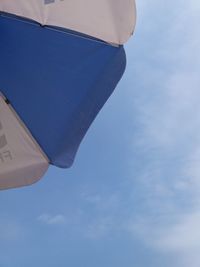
[[0, 0, 136, 189]]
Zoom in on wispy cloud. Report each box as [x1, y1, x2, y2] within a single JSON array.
[[85, 217, 114, 239], [127, 0, 200, 266], [79, 190, 122, 239], [37, 214, 66, 225]]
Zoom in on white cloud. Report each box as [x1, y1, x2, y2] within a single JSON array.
[[127, 0, 200, 266], [37, 213, 66, 225]]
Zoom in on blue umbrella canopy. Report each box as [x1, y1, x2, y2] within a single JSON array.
[[0, 1, 136, 189]]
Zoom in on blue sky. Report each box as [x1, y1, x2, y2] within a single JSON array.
[[1, 1, 200, 266]]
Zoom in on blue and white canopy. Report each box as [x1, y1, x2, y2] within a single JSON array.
[[0, 0, 136, 189]]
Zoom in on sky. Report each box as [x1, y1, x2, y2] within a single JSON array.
[[1, 1, 200, 266]]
